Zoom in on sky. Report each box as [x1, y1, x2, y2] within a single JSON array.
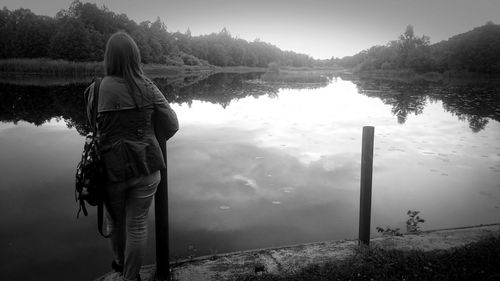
[[3, 0, 500, 59]]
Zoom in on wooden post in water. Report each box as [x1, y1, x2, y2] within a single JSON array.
[[155, 138, 169, 280], [359, 126, 374, 246]]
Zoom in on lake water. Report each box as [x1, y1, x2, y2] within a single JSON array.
[[1, 73, 499, 281]]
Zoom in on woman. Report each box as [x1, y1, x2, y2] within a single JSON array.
[[85, 31, 178, 281]]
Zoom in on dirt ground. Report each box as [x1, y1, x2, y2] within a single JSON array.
[[95, 224, 500, 281]]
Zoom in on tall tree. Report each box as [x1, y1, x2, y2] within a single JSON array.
[[396, 25, 430, 69], [48, 17, 92, 61]]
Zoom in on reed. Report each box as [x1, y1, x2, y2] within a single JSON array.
[[260, 70, 331, 84], [0, 58, 103, 77], [0, 59, 219, 80]]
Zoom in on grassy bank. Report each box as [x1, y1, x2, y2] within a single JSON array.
[[0, 58, 103, 77], [215, 66, 267, 73], [0, 58, 346, 87], [259, 66, 345, 84], [261, 71, 330, 84], [235, 235, 500, 281], [0, 58, 343, 77], [0, 58, 218, 77], [0, 58, 221, 86]]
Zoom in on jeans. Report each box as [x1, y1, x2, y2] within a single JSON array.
[[105, 170, 160, 281]]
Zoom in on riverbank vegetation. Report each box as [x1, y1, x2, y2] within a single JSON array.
[[260, 71, 330, 84], [2, 1, 499, 78], [236, 235, 500, 281], [0, 58, 103, 76], [0, 58, 216, 82], [0, 1, 318, 70], [336, 23, 500, 75], [259, 64, 342, 84]]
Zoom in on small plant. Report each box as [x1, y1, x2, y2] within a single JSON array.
[[376, 209, 426, 236], [209, 248, 219, 260], [406, 210, 425, 233], [187, 244, 197, 261], [376, 226, 402, 236]]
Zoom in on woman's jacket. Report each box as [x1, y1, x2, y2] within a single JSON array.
[[85, 76, 178, 182]]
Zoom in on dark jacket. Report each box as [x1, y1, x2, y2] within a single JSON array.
[[85, 76, 178, 182]]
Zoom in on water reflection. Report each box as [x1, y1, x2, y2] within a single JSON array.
[[2, 73, 499, 134], [167, 125, 360, 258], [0, 120, 110, 281], [348, 78, 500, 132], [1, 73, 500, 281], [0, 73, 281, 135], [165, 78, 500, 258], [0, 82, 90, 134], [156, 72, 279, 108]]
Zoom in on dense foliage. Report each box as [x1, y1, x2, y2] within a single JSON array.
[[336, 23, 500, 74], [0, 1, 315, 67], [2, 1, 499, 72]]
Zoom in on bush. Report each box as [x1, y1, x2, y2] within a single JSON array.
[[181, 53, 203, 66], [162, 55, 184, 66], [381, 61, 394, 70], [267, 61, 280, 73]]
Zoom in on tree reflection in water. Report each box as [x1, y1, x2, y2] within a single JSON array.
[[154, 72, 280, 109], [1, 73, 499, 134], [0, 73, 280, 135], [0, 82, 90, 134], [350, 77, 500, 132]]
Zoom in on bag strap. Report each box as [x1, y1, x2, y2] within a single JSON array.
[[77, 78, 101, 219], [91, 78, 102, 134], [91, 78, 113, 238]]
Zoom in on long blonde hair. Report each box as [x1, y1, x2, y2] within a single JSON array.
[[104, 31, 146, 107]]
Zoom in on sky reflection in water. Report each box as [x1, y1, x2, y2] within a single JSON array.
[[1, 77, 499, 280], [166, 78, 500, 257]]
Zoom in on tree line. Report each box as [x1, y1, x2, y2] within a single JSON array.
[[0, 0, 317, 67], [2, 0, 498, 73], [335, 23, 500, 74]]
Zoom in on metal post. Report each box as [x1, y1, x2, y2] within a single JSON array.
[[358, 126, 374, 245], [155, 138, 170, 280]]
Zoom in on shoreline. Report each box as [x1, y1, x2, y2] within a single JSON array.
[[95, 223, 500, 281], [0, 58, 267, 77], [4, 58, 499, 87], [0, 58, 343, 86], [344, 69, 500, 84], [0, 58, 342, 77], [0, 60, 260, 86]]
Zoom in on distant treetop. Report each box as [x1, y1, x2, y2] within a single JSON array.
[[336, 23, 500, 74]]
